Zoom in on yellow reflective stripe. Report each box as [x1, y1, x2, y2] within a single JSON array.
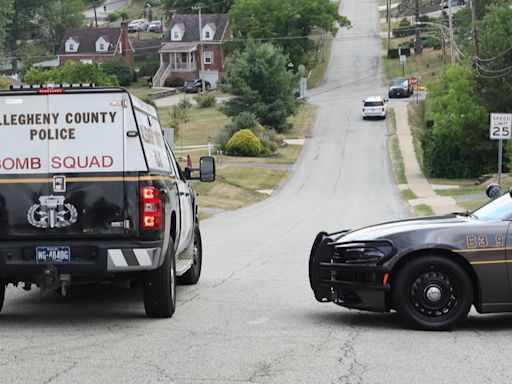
[[470, 260, 512, 265], [454, 247, 507, 253], [0, 175, 176, 184]]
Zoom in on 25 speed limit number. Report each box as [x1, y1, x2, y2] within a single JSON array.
[[490, 113, 512, 140]]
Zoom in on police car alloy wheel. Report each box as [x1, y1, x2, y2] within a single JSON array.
[[392, 256, 473, 330]]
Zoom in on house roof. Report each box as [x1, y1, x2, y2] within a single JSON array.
[[165, 13, 228, 43], [58, 27, 121, 55], [0, 75, 22, 86]]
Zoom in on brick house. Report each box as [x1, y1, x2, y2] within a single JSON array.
[[153, 13, 229, 88], [58, 22, 134, 66]]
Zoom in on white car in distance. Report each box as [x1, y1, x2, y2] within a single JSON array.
[[362, 96, 388, 120]]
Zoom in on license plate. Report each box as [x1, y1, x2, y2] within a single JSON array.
[[36, 246, 71, 263]]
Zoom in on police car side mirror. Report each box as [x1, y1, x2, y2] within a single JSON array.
[[199, 156, 215, 182]]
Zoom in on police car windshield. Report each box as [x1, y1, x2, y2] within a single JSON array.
[[364, 101, 383, 107], [473, 193, 512, 221]]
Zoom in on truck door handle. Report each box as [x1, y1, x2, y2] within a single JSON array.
[[159, 188, 168, 195]]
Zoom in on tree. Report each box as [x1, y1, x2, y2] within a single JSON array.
[[475, 4, 512, 114], [102, 57, 134, 86], [0, 0, 13, 53], [422, 65, 492, 178], [221, 40, 299, 133], [41, 0, 85, 52], [228, 0, 350, 69], [6, 0, 42, 72], [163, 0, 233, 14], [23, 61, 118, 86]]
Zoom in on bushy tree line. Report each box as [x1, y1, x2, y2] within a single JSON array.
[[23, 61, 118, 86], [422, 3, 512, 178]]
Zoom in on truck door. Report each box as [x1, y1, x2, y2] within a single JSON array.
[[44, 92, 127, 237], [166, 146, 194, 256]]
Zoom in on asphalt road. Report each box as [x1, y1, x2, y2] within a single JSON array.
[[2, 1, 512, 383]]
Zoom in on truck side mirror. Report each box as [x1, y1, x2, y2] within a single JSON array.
[[199, 156, 215, 182], [486, 183, 501, 199]]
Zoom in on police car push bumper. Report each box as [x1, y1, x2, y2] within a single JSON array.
[[309, 231, 394, 312]]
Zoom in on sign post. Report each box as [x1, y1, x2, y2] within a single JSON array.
[[490, 113, 512, 186], [399, 55, 406, 76]]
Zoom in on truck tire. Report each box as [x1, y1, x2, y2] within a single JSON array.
[[0, 281, 4, 313], [178, 225, 202, 285], [392, 256, 473, 330], [143, 241, 176, 318]]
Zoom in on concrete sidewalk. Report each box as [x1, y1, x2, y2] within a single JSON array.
[[394, 101, 464, 215]]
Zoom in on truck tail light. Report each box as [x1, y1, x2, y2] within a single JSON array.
[[140, 186, 162, 229]]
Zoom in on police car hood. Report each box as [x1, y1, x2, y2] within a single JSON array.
[[337, 214, 472, 242]]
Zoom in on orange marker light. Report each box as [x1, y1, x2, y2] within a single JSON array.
[[383, 273, 389, 285]]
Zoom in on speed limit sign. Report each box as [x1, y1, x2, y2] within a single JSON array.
[[490, 113, 512, 140]]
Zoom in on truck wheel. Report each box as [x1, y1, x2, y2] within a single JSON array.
[[0, 281, 4, 313], [143, 241, 176, 318], [392, 256, 473, 330], [178, 225, 202, 285]]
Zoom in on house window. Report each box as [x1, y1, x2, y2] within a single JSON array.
[[204, 51, 213, 64], [80, 59, 93, 64], [99, 43, 105, 51], [204, 31, 210, 39], [174, 31, 179, 39], [68, 44, 74, 51]]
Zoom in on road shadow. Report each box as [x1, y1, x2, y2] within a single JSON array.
[[0, 284, 189, 325], [307, 308, 512, 332]]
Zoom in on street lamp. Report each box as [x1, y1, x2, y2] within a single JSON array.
[[415, 21, 455, 64]]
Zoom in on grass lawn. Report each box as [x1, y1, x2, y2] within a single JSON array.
[[383, 49, 446, 84], [169, 102, 317, 217], [308, 33, 334, 89], [387, 107, 407, 185]]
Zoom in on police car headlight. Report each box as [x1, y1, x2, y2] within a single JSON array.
[[342, 243, 393, 264]]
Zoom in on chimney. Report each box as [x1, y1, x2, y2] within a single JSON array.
[[120, 21, 134, 66]]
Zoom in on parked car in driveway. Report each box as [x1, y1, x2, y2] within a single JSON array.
[[128, 19, 148, 32], [184, 79, 211, 93], [388, 77, 413, 98], [441, 0, 464, 8], [148, 20, 163, 33], [362, 96, 388, 120]]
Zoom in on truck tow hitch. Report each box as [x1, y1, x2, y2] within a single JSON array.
[[41, 264, 71, 296]]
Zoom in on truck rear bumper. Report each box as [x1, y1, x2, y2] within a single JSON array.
[[0, 239, 164, 281]]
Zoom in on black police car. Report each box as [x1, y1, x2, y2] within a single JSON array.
[[309, 185, 512, 330]]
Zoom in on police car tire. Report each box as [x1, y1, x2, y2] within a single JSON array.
[[178, 225, 202, 285], [143, 241, 176, 318], [392, 256, 473, 331]]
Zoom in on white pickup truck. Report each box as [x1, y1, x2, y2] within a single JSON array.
[[0, 84, 215, 318]]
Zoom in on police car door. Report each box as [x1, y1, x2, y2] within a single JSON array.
[[166, 145, 194, 256]]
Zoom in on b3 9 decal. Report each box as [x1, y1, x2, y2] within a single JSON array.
[[466, 234, 505, 249]]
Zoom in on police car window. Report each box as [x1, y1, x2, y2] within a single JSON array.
[[473, 194, 512, 221], [164, 142, 181, 178]]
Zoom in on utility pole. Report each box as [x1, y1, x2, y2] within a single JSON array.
[[387, 0, 391, 52], [470, 0, 480, 58], [93, 0, 98, 28], [415, 0, 422, 55], [440, 8, 446, 65], [192, 4, 206, 94], [448, 0, 455, 63]]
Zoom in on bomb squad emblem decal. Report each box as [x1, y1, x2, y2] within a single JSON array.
[[27, 195, 78, 229]]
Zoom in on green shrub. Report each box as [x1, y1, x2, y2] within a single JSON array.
[[398, 17, 410, 27], [107, 13, 120, 22], [102, 56, 133, 86], [387, 49, 399, 58], [193, 94, 217, 108], [119, 11, 128, 20], [217, 112, 259, 151], [138, 61, 160, 78], [226, 129, 262, 156]]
